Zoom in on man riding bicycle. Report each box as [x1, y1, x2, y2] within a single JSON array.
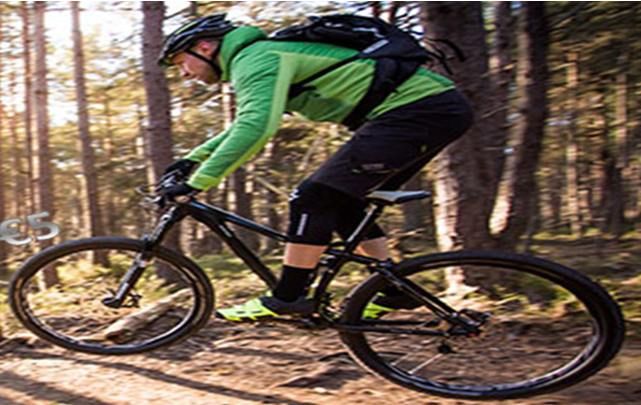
[[157, 13, 473, 322]]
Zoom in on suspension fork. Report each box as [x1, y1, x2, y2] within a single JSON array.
[[102, 206, 184, 308]]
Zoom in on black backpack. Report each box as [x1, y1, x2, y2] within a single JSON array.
[[270, 14, 463, 130]]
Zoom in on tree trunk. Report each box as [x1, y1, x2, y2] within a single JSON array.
[[401, 173, 426, 233], [597, 92, 625, 238], [9, 71, 26, 221], [631, 95, 641, 231], [388, 2, 400, 24], [565, 52, 583, 237], [71, 3, 106, 243], [189, 1, 199, 17], [34, 1, 59, 287], [422, 2, 515, 296], [491, 2, 549, 250], [260, 140, 284, 254], [488, 1, 515, 189], [0, 12, 8, 278], [491, 2, 514, 109], [22, 3, 36, 215], [539, 106, 563, 231], [371, 2, 382, 18], [101, 95, 118, 235], [101, 289, 191, 343], [632, 134, 641, 232], [599, 151, 624, 237], [421, 2, 496, 251], [142, 2, 174, 183], [615, 56, 629, 170], [231, 167, 260, 250], [141, 2, 181, 282], [614, 58, 629, 233]]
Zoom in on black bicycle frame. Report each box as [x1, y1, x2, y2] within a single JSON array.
[[112, 196, 478, 334], [177, 199, 385, 293]]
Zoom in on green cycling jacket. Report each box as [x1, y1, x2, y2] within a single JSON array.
[[184, 26, 454, 191]]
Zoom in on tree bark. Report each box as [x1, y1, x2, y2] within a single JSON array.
[[491, 2, 549, 250], [597, 92, 625, 238], [598, 150, 624, 237], [613, 57, 629, 234], [539, 104, 563, 232], [102, 289, 192, 343], [260, 140, 284, 254], [141, 2, 174, 182], [615, 56, 629, 170], [101, 95, 118, 235], [189, 1, 199, 17], [565, 52, 583, 237], [0, 12, 8, 278], [401, 173, 426, 233], [22, 3, 36, 215], [489, 1, 514, 181], [34, 1, 59, 287], [491, 2, 514, 109], [8, 71, 26, 220], [141, 2, 181, 281], [71, 3, 106, 243], [421, 2, 496, 251]]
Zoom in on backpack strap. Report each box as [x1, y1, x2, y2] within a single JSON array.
[[343, 58, 422, 130], [288, 54, 361, 99]]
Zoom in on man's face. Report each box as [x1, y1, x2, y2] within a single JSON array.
[[172, 40, 219, 85]]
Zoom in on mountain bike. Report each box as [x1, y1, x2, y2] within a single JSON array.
[[9, 172, 625, 400]]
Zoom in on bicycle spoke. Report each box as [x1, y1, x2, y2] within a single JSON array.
[[11, 238, 213, 354], [339, 251, 623, 399], [408, 353, 443, 375]]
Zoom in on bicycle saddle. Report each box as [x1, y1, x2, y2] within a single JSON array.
[[365, 190, 430, 205]]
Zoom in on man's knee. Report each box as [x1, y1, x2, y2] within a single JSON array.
[[287, 180, 346, 245]]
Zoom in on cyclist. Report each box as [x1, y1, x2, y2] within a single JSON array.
[[158, 14, 473, 321]]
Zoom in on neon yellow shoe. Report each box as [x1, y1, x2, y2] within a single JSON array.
[[216, 295, 314, 322], [362, 293, 424, 320], [362, 301, 395, 320]]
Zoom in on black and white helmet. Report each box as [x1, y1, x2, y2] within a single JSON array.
[[158, 13, 236, 67]]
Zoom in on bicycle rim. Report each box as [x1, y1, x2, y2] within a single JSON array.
[[339, 251, 624, 399], [10, 237, 213, 355]]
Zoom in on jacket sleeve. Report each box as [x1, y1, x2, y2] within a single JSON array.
[[184, 127, 231, 163], [186, 50, 295, 191]]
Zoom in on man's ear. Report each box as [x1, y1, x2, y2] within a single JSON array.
[[194, 40, 219, 57]]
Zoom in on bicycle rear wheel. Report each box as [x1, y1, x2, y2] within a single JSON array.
[[9, 237, 214, 355], [339, 251, 624, 400]]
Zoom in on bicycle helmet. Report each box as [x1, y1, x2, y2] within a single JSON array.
[[158, 13, 237, 68]]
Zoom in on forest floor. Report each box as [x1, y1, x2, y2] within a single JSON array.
[[0, 321, 639, 405], [0, 235, 640, 405]]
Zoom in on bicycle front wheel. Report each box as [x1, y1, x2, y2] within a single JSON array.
[[339, 251, 624, 400], [9, 237, 214, 355]]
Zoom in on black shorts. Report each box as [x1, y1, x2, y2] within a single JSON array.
[[307, 89, 474, 199]]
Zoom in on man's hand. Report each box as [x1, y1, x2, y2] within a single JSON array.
[[159, 183, 201, 207], [163, 159, 198, 178]]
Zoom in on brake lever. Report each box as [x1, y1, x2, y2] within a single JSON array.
[[155, 170, 185, 193]]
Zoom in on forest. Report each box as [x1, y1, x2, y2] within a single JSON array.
[[0, 1, 638, 403], [0, 1, 633, 248]]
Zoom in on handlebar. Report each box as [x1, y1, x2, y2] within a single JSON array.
[[136, 170, 198, 211]]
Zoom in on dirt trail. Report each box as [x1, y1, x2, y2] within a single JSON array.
[[0, 320, 639, 405]]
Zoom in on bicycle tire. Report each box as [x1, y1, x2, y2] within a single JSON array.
[[9, 237, 214, 355], [339, 250, 624, 400]]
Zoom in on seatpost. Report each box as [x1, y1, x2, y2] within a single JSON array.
[[344, 203, 385, 253]]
